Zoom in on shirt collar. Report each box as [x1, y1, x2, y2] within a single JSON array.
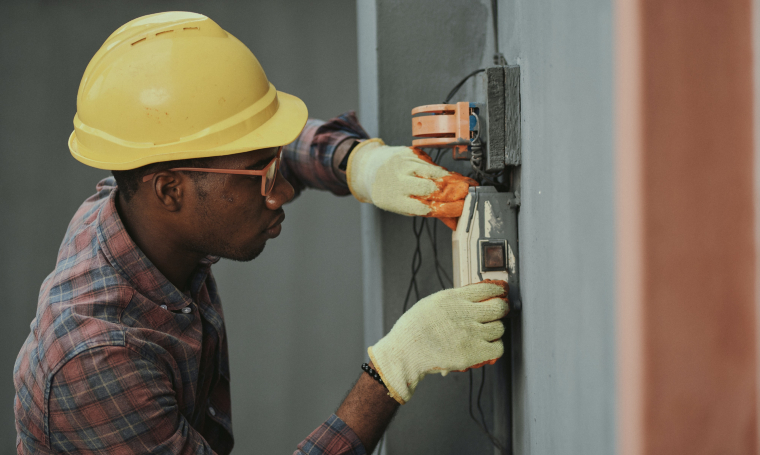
[[96, 189, 219, 311]]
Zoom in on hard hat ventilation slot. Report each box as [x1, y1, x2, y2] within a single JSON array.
[[183, 27, 199, 31], [131, 37, 147, 46], [155, 30, 174, 36]]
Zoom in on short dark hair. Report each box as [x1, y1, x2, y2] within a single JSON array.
[[111, 157, 213, 202]]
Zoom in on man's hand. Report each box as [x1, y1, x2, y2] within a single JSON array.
[[368, 281, 509, 404], [346, 139, 478, 229]]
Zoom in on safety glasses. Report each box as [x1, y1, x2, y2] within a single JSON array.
[[142, 146, 283, 196]]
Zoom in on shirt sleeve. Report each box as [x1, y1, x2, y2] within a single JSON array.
[[294, 414, 366, 455], [281, 111, 370, 197], [47, 346, 218, 455]]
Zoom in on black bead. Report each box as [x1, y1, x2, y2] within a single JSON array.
[[362, 363, 387, 390]]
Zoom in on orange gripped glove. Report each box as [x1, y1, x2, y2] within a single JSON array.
[[409, 147, 479, 230], [346, 139, 478, 230]]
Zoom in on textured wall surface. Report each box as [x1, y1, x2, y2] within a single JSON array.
[[367, 0, 617, 453], [500, 0, 617, 453], [0, 2, 362, 454]]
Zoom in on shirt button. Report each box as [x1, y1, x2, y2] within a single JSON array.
[[182, 307, 192, 314], [160, 305, 168, 310], [209, 406, 216, 416]]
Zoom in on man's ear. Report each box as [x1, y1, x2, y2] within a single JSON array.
[[151, 171, 185, 212]]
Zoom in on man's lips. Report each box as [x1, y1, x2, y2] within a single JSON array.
[[266, 212, 285, 232]]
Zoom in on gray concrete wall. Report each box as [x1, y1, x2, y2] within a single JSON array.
[[0, 2, 362, 454], [498, 1, 616, 453], [365, 0, 616, 453]]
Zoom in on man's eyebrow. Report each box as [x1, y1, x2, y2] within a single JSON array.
[[243, 151, 277, 170]]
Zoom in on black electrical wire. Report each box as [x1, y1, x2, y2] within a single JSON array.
[[402, 216, 426, 313], [490, 0, 507, 66], [468, 370, 483, 427], [403, 149, 450, 313], [433, 148, 445, 165], [472, 368, 507, 454], [467, 369, 507, 454], [443, 69, 485, 105], [491, 0, 500, 59], [477, 369, 489, 426]]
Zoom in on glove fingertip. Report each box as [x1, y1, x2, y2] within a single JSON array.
[[425, 200, 465, 218], [435, 216, 458, 230], [482, 297, 510, 318], [402, 175, 440, 196], [465, 176, 480, 186], [457, 282, 507, 302], [479, 279, 509, 298], [468, 358, 500, 371], [487, 339, 505, 360], [410, 147, 437, 165]]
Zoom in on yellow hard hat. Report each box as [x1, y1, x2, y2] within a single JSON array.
[[69, 11, 308, 170]]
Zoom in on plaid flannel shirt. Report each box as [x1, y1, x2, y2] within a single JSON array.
[[282, 111, 369, 197], [14, 113, 369, 455]]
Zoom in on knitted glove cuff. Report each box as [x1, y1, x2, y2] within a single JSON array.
[[346, 138, 386, 203], [368, 346, 408, 405]]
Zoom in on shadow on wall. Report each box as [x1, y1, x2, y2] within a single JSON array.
[[0, 1, 362, 454]]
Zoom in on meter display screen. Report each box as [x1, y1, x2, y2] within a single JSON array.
[[481, 242, 507, 271]]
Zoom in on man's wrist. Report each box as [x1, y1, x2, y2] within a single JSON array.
[[334, 361, 399, 453], [367, 361, 400, 409], [332, 138, 363, 183]]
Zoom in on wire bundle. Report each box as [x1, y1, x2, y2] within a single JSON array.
[[402, 148, 507, 454]]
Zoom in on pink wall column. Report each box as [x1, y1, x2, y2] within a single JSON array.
[[617, 0, 758, 453]]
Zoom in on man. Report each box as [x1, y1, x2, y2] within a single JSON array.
[[14, 12, 509, 454]]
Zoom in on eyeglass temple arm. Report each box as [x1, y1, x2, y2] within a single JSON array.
[[141, 147, 280, 183], [141, 167, 272, 183]]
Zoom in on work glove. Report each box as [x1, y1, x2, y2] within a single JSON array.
[[346, 138, 478, 230], [368, 280, 509, 404]]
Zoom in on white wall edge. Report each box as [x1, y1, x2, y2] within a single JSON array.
[[356, 8, 386, 455], [356, 0, 384, 357]]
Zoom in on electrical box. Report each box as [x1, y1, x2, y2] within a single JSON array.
[[484, 66, 521, 170], [452, 187, 520, 308], [410, 65, 521, 168], [410, 65, 522, 306], [444, 65, 522, 309]]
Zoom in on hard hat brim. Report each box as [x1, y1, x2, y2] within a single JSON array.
[[69, 90, 308, 170]]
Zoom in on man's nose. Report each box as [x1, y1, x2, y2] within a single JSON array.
[[265, 170, 295, 210]]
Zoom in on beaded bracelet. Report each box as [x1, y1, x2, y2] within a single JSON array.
[[361, 362, 386, 388]]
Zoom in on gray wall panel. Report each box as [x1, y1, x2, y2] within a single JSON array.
[[500, 1, 616, 453], [369, 0, 616, 453]]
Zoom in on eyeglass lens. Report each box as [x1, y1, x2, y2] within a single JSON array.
[[264, 155, 279, 195]]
